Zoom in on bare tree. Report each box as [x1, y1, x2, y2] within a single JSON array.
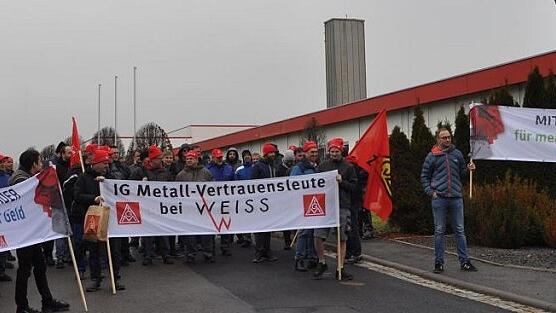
[[126, 122, 172, 160], [91, 127, 125, 155], [300, 117, 326, 148], [40, 144, 56, 162]]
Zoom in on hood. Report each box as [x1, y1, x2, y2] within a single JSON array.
[[226, 147, 239, 163], [178, 144, 190, 161], [431, 144, 454, 155]]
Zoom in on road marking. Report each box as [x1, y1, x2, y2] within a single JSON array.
[[323, 252, 548, 313]]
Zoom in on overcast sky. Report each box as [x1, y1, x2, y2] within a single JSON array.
[[1, 0, 555, 158]]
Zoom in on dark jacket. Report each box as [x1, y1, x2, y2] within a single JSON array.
[[225, 147, 242, 172], [234, 162, 253, 181], [251, 157, 276, 179], [0, 170, 10, 188], [109, 160, 130, 180], [207, 162, 234, 181], [146, 166, 174, 182], [175, 164, 213, 182], [275, 162, 291, 178], [72, 168, 102, 222], [170, 145, 189, 176], [350, 163, 368, 212], [62, 164, 84, 213], [421, 145, 467, 198], [9, 169, 32, 186], [318, 158, 357, 210], [128, 163, 147, 181], [51, 155, 70, 185], [289, 159, 317, 176]]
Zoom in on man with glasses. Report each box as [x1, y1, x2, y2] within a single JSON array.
[[421, 127, 477, 274]]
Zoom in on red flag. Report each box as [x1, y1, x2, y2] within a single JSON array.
[[348, 109, 392, 220], [70, 117, 81, 168]]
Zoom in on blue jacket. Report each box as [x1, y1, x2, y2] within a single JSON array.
[[421, 145, 468, 198], [289, 159, 317, 176], [0, 170, 10, 188], [207, 162, 234, 181], [234, 162, 253, 181]]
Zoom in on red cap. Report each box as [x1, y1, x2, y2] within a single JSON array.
[[0, 153, 7, 163], [288, 145, 297, 151], [262, 143, 277, 156], [85, 144, 98, 154], [148, 145, 163, 160], [211, 149, 224, 158], [327, 137, 344, 151], [91, 150, 110, 164], [185, 150, 199, 158], [302, 141, 317, 152]]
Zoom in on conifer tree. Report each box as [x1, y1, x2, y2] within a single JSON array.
[[523, 66, 546, 108]]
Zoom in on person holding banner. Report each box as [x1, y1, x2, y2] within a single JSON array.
[[142, 145, 174, 265], [175, 150, 216, 263], [9, 148, 70, 313], [73, 149, 126, 292], [314, 138, 356, 280], [421, 127, 477, 274]]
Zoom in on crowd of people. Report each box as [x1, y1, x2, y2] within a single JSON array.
[[0, 137, 376, 313], [1, 127, 478, 313]]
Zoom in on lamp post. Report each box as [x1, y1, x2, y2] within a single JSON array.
[[97, 84, 101, 144], [114, 75, 118, 145]]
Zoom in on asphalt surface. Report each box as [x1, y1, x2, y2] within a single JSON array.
[[0, 240, 512, 313]]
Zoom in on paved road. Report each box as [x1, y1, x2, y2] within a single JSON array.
[[0, 241, 512, 313]]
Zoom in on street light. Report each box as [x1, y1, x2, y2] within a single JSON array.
[[97, 83, 101, 144]]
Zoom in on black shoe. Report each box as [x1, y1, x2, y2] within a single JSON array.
[[295, 259, 307, 272], [284, 240, 292, 250], [346, 255, 363, 264], [184, 253, 196, 264], [240, 240, 252, 248], [313, 262, 327, 279], [55, 260, 65, 269], [86, 280, 102, 292], [142, 258, 153, 266], [42, 298, 70, 312], [362, 230, 375, 240], [433, 263, 444, 274], [267, 255, 278, 262], [306, 259, 318, 269], [121, 259, 129, 267], [203, 253, 215, 263], [46, 256, 55, 266], [461, 261, 478, 272], [162, 257, 174, 265], [335, 269, 353, 281], [5, 261, 14, 269], [0, 273, 12, 281], [115, 281, 126, 291], [221, 249, 232, 256], [252, 256, 267, 264], [16, 306, 42, 313], [126, 254, 136, 262], [7, 253, 16, 262], [78, 271, 86, 281]]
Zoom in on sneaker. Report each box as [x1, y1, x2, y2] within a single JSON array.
[[335, 269, 353, 281], [42, 298, 70, 312], [306, 259, 318, 269], [240, 240, 252, 248], [433, 263, 444, 274], [221, 249, 232, 256], [346, 255, 363, 264], [267, 255, 278, 262], [461, 261, 478, 272], [16, 306, 42, 313], [162, 257, 174, 265], [313, 262, 328, 279], [86, 280, 102, 292], [125, 254, 136, 262], [295, 259, 307, 272], [362, 230, 375, 240], [115, 280, 126, 291], [142, 258, 153, 266], [203, 253, 215, 263], [252, 256, 267, 264], [0, 273, 12, 282]]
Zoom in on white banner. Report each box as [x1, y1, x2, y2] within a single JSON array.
[[0, 167, 68, 252], [470, 104, 556, 162], [101, 171, 340, 238]]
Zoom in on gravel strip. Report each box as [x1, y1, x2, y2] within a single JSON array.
[[394, 235, 556, 270]]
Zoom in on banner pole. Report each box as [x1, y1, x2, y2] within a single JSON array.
[[67, 237, 88, 312], [469, 159, 474, 199], [106, 238, 117, 295], [78, 150, 85, 173], [336, 225, 342, 281], [289, 230, 300, 248]]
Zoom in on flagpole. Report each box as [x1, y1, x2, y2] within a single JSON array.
[[78, 151, 85, 173], [114, 75, 118, 145], [469, 159, 474, 199], [97, 84, 101, 144], [106, 237, 117, 295], [336, 226, 342, 280], [133, 66, 137, 149], [67, 237, 89, 311], [289, 229, 300, 248]]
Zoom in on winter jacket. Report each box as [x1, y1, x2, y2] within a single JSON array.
[[72, 168, 102, 223], [251, 157, 276, 179], [421, 145, 468, 198], [0, 170, 10, 188], [275, 162, 291, 178], [170, 145, 189, 175], [289, 159, 317, 176], [234, 162, 253, 181], [318, 158, 357, 210], [146, 166, 174, 182], [9, 169, 31, 186], [129, 163, 147, 181], [350, 164, 368, 212], [62, 165, 83, 214], [175, 164, 213, 182], [206, 162, 234, 181], [109, 160, 130, 180], [51, 156, 70, 185]]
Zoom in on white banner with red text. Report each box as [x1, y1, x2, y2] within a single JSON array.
[[101, 171, 340, 237], [0, 167, 69, 252]]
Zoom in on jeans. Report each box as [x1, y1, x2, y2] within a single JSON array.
[[0, 251, 7, 274], [347, 208, 361, 257], [432, 197, 469, 265], [15, 244, 53, 310], [54, 238, 67, 261], [254, 232, 272, 259], [71, 222, 87, 273], [88, 238, 121, 281], [294, 229, 316, 260]]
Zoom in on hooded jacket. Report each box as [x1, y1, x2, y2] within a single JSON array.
[[146, 166, 174, 182], [0, 169, 10, 188], [251, 157, 276, 179], [421, 145, 467, 198], [170, 145, 189, 176], [225, 147, 242, 172], [289, 159, 317, 176], [234, 162, 253, 181], [175, 164, 213, 182], [9, 169, 31, 186]]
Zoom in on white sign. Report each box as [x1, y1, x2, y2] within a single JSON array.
[[0, 168, 67, 252], [470, 104, 556, 162], [101, 171, 340, 238]]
